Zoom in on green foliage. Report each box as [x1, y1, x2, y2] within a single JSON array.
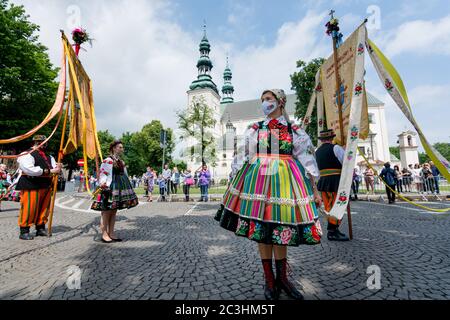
[[434, 143, 450, 162], [419, 152, 429, 165], [389, 146, 400, 160], [177, 96, 217, 166], [290, 58, 325, 146], [97, 130, 116, 158], [120, 121, 174, 176], [0, 0, 59, 152]]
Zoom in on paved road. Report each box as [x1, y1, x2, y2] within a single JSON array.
[[0, 195, 449, 300]]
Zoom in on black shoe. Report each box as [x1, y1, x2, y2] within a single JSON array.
[[327, 230, 350, 241], [276, 279, 304, 300], [336, 228, 348, 238], [111, 238, 122, 242], [101, 237, 113, 243], [19, 233, 34, 240], [35, 225, 48, 237], [35, 229, 48, 237], [264, 283, 279, 300]]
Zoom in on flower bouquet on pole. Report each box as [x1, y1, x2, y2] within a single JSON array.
[[71, 27, 93, 56]]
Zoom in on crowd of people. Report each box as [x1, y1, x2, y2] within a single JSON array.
[[140, 164, 212, 202], [349, 161, 442, 202]]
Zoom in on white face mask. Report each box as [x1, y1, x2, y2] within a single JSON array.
[[261, 100, 278, 116]]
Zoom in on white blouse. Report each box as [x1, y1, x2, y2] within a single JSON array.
[[17, 152, 56, 176], [230, 116, 320, 180]]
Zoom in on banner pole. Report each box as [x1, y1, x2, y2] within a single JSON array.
[[48, 33, 69, 236], [329, 11, 353, 240]]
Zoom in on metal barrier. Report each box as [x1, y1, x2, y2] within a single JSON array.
[[353, 175, 447, 198]]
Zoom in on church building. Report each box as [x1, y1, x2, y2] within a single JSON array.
[[184, 31, 395, 181]]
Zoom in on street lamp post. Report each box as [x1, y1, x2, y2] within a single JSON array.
[[160, 129, 167, 172], [368, 131, 377, 161]]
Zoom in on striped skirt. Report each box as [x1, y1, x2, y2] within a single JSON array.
[[91, 174, 139, 211], [215, 154, 322, 246]]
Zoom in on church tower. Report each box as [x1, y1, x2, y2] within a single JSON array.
[[221, 56, 235, 106], [398, 131, 419, 168], [187, 26, 220, 108], [185, 25, 222, 174]]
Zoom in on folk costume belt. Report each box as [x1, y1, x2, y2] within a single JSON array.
[[253, 153, 293, 161], [320, 169, 342, 177]]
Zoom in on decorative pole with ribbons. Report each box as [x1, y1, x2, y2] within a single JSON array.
[[326, 10, 353, 240], [48, 31, 72, 236]]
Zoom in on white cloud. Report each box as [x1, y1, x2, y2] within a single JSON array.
[[229, 10, 329, 101], [12, 0, 198, 137], [377, 14, 450, 57], [11, 1, 330, 137]]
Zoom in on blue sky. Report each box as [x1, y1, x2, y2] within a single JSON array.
[[10, 0, 450, 145]]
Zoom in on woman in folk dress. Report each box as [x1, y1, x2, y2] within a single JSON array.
[[215, 89, 322, 300], [91, 140, 139, 243]]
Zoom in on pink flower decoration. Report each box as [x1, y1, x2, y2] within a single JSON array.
[[280, 229, 292, 244]]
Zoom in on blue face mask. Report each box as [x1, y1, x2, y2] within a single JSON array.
[[261, 100, 278, 116]]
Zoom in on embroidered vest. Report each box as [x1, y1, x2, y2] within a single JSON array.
[[256, 120, 294, 155], [16, 150, 52, 190]]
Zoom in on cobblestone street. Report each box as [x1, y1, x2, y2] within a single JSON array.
[[1, 195, 449, 300]]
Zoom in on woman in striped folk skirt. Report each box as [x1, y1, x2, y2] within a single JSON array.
[[91, 140, 139, 243], [215, 89, 323, 300]]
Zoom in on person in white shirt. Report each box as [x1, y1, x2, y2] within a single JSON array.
[[15, 135, 62, 240], [315, 129, 350, 242]]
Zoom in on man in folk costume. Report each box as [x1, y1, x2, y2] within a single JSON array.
[[15, 135, 62, 240], [316, 129, 349, 241]]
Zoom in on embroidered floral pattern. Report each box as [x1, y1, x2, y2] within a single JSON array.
[[248, 221, 264, 241], [273, 226, 298, 245], [303, 223, 321, 245], [357, 43, 364, 55], [347, 151, 354, 161], [354, 82, 363, 96], [258, 121, 294, 154], [235, 219, 249, 236], [350, 126, 359, 142], [385, 79, 394, 92], [315, 83, 322, 92], [336, 191, 348, 206]]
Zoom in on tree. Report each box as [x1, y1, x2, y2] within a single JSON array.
[[0, 0, 59, 153], [177, 96, 217, 166], [97, 130, 116, 157], [290, 58, 325, 146], [119, 121, 175, 176], [389, 146, 400, 160], [434, 143, 450, 162]]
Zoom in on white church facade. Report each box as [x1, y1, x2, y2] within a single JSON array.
[[183, 31, 407, 181]]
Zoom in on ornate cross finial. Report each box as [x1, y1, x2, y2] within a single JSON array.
[[329, 9, 335, 19], [203, 20, 207, 36], [226, 53, 229, 67]]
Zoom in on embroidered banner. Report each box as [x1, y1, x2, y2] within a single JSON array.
[[327, 25, 367, 221], [320, 27, 369, 145]]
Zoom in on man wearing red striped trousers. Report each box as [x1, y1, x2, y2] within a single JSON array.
[[15, 135, 61, 240], [316, 130, 349, 241]]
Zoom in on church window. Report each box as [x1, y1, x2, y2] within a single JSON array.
[[368, 113, 375, 124], [407, 135, 412, 147], [358, 146, 366, 156]]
